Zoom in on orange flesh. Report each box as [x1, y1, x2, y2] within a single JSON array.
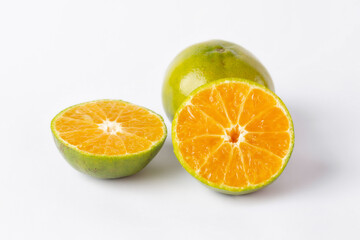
[[175, 82, 292, 188], [54, 100, 165, 155]]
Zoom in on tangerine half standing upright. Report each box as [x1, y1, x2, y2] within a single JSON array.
[[172, 78, 294, 194]]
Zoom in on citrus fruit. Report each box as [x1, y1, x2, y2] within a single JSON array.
[[51, 100, 167, 178], [172, 78, 294, 195], [162, 39, 274, 120]]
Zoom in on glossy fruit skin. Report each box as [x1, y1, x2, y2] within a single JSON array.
[[162, 40, 275, 121], [50, 101, 167, 179], [52, 135, 166, 178]]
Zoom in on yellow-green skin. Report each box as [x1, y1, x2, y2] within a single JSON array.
[[162, 40, 275, 121], [172, 79, 294, 195], [50, 100, 167, 179]]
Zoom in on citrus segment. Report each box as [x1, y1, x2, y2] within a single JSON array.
[[172, 78, 294, 194], [190, 87, 232, 128], [245, 107, 290, 132], [223, 147, 248, 188], [216, 82, 251, 124], [59, 129, 105, 147], [98, 101, 127, 121], [245, 132, 290, 158], [176, 105, 224, 140], [198, 142, 233, 184], [179, 136, 224, 170], [239, 88, 277, 126], [117, 133, 153, 154], [240, 142, 283, 185], [103, 135, 127, 155], [51, 100, 167, 178], [62, 103, 106, 123], [55, 117, 98, 133]]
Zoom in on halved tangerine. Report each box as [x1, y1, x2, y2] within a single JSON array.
[[51, 100, 167, 178], [172, 78, 294, 194]]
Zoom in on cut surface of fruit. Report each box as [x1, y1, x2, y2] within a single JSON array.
[[172, 78, 294, 194], [51, 100, 167, 178]]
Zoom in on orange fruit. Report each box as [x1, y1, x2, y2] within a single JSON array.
[[172, 78, 294, 194], [51, 100, 167, 178]]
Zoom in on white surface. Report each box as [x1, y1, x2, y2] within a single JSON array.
[[1, 0, 360, 239]]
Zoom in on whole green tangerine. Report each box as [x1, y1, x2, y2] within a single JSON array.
[[162, 39, 274, 121]]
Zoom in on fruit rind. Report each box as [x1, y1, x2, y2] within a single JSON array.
[[51, 100, 167, 179], [172, 78, 294, 195]]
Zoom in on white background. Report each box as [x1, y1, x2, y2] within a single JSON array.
[[1, 0, 360, 239]]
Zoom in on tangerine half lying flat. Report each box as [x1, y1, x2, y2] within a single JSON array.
[[51, 100, 167, 178], [172, 78, 294, 194]]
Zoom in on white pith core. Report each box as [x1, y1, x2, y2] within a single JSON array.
[[97, 119, 123, 135], [224, 125, 247, 144]]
